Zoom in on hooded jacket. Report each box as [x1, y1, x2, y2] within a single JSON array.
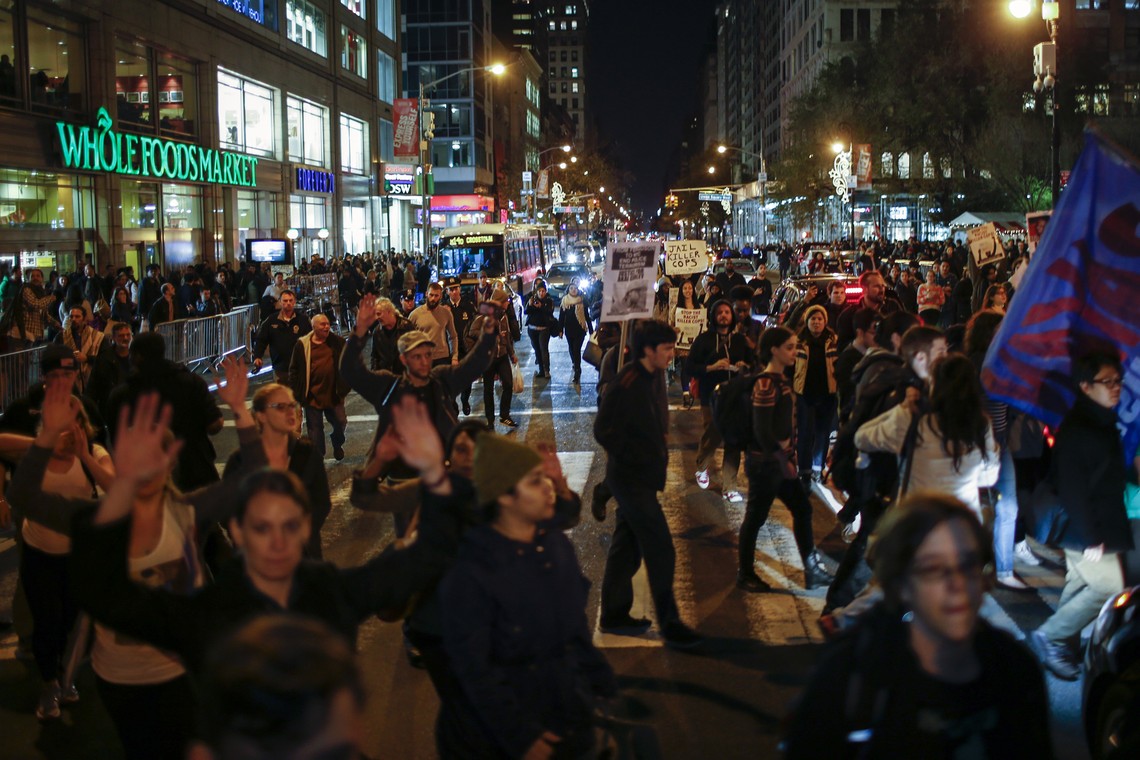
[[687, 298, 752, 401]]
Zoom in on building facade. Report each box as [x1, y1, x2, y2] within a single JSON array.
[[0, 0, 405, 276], [543, 1, 588, 145]]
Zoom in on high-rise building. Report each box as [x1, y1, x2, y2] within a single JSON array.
[[403, 0, 498, 235], [543, 1, 589, 144]]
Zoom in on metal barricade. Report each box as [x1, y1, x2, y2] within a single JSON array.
[[0, 344, 46, 411], [285, 273, 340, 325], [155, 304, 256, 372]]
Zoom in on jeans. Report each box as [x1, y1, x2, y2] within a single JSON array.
[[20, 544, 77, 682], [740, 456, 815, 573], [796, 394, 837, 474], [993, 446, 1019, 575], [483, 354, 513, 421], [528, 328, 551, 373], [601, 479, 681, 628], [96, 674, 197, 760], [303, 403, 347, 459], [695, 405, 739, 492], [1039, 549, 1124, 643]]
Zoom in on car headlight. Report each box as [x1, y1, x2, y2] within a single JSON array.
[[578, 278, 592, 290], [1091, 588, 1134, 646]]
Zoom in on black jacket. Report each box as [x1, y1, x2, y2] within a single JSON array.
[[252, 310, 312, 368], [1052, 394, 1133, 552], [594, 360, 669, 490], [524, 293, 557, 330], [446, 294, 477, 355], [687, 314, 752, 402], [836, 297, 901, 349], [370, 315, 416, 373]]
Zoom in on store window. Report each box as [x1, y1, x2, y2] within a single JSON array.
[[377, 50, 395, 103], [342, 200, 370, 253], [157, 53, 197, 138], [218, 69, 278, 158], [286, 0, 328, 57], [378, 117, 393, 161], [27, 8, 85, 111], [287, 95, 329, 167], [237, 189, 278, 253], [0, 2, 18, 102], [0, 168, 95, 229], [340, 114, 368, 174], [115, 37, 151, 128], [162, 184, 202, 229], [341, 0, 365, 18], [121, 182, 160, 229], [342, 26, 367, 78], [376, 0, 396, 38]]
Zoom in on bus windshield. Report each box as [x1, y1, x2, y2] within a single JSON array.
[[439, 244, 505, 278]]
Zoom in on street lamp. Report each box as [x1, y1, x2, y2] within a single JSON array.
[[1011, 1, 1061, 205], [717, 143, 769, 246], [418, 62, 507, 265], [829, 141, 855, 242]]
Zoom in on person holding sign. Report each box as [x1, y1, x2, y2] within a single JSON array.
[[673, 280, 704, 408]]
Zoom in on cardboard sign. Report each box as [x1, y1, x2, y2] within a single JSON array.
[[664, 239, 708, 276], [1026, 210, 1052, 254], [674, 308, 705, 350], [601, 242, 658, 322], [967, 222, 1006, 267]]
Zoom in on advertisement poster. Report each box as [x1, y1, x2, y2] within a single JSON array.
[[393, 98, 419, 158], [674, 308, 705, 350], [966, 222, 1006, 267], [601, 242, 657, 322], [855, 144, 873, 189], [664, 239, 708, 276]]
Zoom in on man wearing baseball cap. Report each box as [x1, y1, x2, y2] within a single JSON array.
[[341, 293, 497, 481]]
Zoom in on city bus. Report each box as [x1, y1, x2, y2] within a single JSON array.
[[438, 223, 560, 297]]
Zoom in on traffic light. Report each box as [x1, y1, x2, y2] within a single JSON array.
[[665, 193, 679, 210], [423, 112, 435, 140]]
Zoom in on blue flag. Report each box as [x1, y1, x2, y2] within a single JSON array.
[[982, 131, 1140, 461]]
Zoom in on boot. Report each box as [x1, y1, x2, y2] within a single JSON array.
[[803, 551, 835, 590]]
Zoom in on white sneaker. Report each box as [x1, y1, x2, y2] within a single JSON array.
[[695, 469, 710, 489], [723, 490, 744, 504], [1014, 540, 1041, 567], [996, 572, 1031, 591]]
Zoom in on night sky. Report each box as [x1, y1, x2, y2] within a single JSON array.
[[587, 0, 720, 213]]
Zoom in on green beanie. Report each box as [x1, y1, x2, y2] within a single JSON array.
[[473, 433, 543, 507]]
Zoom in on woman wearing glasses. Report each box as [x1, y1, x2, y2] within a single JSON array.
[[223, 383, 331, 559], [784, 493, 1052, 757]]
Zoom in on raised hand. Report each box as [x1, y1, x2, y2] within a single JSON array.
[[37, 377, 80, 442], [112, 392, 182, 486], [355, 293, 378, 336], [389, 395, 444, 478], [215, 355, 250, 411]]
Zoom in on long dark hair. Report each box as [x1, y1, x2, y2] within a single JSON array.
[[758, 326, 794, 365], [928, 354, 990, 471]]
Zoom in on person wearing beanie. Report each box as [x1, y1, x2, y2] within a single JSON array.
[[793, 303, 838, 487], [466, 288, 519, 427], [441, 430, 614, 760]]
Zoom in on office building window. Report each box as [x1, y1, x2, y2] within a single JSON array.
[[376, 0, 395, 37], [157, 53, 198, 138], [287, 95, 329, 167], [571, 20, 577, 30], [218, 68, 277, 158], [341, 0, 365, 18], [377, 50, 395, 103], [549, 82, 555, 94], [572, 98, 578, 109], [840, 9, 853, 42], [378, 117, 393, 161], [26, 8, 85, 111], [897, 152, 910, 179], [548, 20, 555, 30], [566, 4, 575, 14], [571, 50, 578, 62], [115, 37, 152, 128], [571, 82, 579, 93], [341, 26, 367, 77], [340, 114, 368, 174], [561, 82, 568, 93], [431, 139, 473, 168], [571, 67, 578, 78], [527, 111, 540, 139], [880, 152, 894, 177], [857, 9, 871, 41], [291, 194, 329, 230], [286, 0, 327, 57]]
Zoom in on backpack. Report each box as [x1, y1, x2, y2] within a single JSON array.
[[712, 371, 760, 448], [828, 355, 909, 495]]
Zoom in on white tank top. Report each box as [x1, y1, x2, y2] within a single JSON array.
[[22, 445, 108, 555]]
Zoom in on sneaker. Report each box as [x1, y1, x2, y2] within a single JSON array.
[[1015, 540, 1042, 567], [682, 391, 693, 409], [499, 417, 518, 428], [59, 683, 79, 705], [695, 469, 711, 490], [736, 572, 772, 593], [1028, 629, 1080, 681], [661, 623, 704, 650], [333, 446, 345, 462], [599, 614, 653, 635], [995, 572, 1032, 591], [35, 682, 61, 721], [803, 551, 835, 590], [723, 490, 744, 504], [590, 482, 610, 523]]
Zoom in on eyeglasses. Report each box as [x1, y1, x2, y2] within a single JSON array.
[[264, 402, 299, 411], [1091, 376, 1123, 389], [911, 557, 984, 586]]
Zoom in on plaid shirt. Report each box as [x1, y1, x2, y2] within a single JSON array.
[[6, 286, 56, 342]]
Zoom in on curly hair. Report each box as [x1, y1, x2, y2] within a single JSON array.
[[928, 354, 991, 471]]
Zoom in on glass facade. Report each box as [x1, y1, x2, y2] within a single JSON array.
[[237, 189, 278, 254], [377, 50, 395, 103], [0, 1, 14, 103], [0, 168, 95, 230], [376, 0, 396, 37], [342, 26, 367, 78], [287, 95, 329, 167], [26, 8, 85, 111], [286, 0, 328, 57], [219, 69, 278, 158], [340, 114, 368, 174], [116, 38, 198, 138]]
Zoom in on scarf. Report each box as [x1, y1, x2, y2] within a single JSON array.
[[561, 292, 587, 330]]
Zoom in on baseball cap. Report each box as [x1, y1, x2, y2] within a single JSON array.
[[40, 343, 78, 374], [397, 330, 434, 354]]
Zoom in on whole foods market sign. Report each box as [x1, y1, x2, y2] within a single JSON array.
[[56, 108, 258, 187]]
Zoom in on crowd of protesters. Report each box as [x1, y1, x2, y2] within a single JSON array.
[[0, 227, 1135, 759]]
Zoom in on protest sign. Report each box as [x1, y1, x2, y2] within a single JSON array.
[[967, 222, 1006, 267], [664, 240, 708, 276], [674, 308, 705, 350], [601, 242, 657, 322]]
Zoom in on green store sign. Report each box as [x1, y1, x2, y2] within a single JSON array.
[[56, 107, 258, 187]]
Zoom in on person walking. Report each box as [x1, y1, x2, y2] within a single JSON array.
[[444, 277, 477, 414], [594, 319, 702, 648], [793, 304, 839, 488], [1028, 351, 1133, 681], [369, 296, 416, 374], [525, 280, 557, 379], [558, 281, 593, 384], [57, 304, 103, 394], [468, 289, 519, 428], [409, 282, 460, 369], [289, 314, 349, 461], [738, 327, 834, 592], [251, 289, 312, 385]]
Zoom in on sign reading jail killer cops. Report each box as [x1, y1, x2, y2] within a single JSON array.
[[966, 222, 1006, 268], [664, 239, 708, 276], [601, 241, 658, 322], [56, 107, 258, 187]]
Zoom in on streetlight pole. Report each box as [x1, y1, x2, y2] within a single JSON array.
[[1013, 0, 1061, 206], [417, 63, 507, 268], [717, 144, 768, 247]]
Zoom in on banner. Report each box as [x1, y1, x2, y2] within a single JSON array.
[[855, 144, 872, 189], [982, 131, 1140, 460], [601, 242, 657, 322], [536, 169, 550, 199], [393, 98, 419, 158], [664, 239, 708, 276], [966, 222, 1005, 267], [674, 308, 705, 350]]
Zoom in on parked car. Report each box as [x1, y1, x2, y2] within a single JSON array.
[[1083, 585, 1140, 759], [766, 273, 863, 328], [543, 262, 594, 302], [710, 257, 758, 280]]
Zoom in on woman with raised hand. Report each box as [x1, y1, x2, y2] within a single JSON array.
[[9, 357, 260, 756]]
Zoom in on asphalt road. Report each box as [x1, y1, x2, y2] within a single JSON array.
[[0, 324, 1094, 759]]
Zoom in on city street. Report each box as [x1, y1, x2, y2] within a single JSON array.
[[0, 331, 1093, 759]]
